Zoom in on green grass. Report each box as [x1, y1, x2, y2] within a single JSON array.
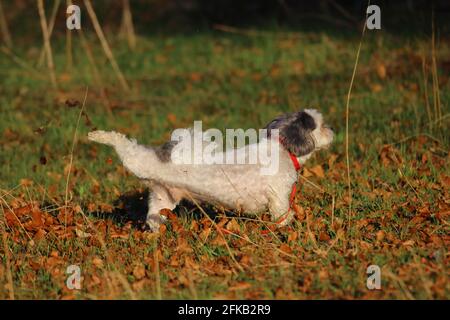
[[0, 28, 449, 299]]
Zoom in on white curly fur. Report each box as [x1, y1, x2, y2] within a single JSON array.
[[88, 109, 333, 232]]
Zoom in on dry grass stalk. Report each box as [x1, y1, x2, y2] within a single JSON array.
[[421, 53, 433, 130], [120, 0, 136, 50], [66, 0, 73, 70], [430, 11, 442, 128], [0, 207, 15, 300], [345, 22, 367, 226], [154, 245, 162, 299], [37, 0, 57, 88], [37, 0, 60, 68], [0, 0, 12, 48], [84, 0, 130, 92], [64, 88, 88, 224]]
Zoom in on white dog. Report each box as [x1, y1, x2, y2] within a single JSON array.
[[88, 109, 334, 232]]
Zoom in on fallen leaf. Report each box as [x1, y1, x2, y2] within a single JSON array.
[[287, 231, 298, 242], [402, 240, 415, 247], [31, 208, 44, 228], [225, 219, 240, 233], [92, 257, 103, 268], [319, 231, 330, 241], [229, 282, 251, 291], [279, 243, 292, 254], [376, 63, 386, 79], [33, 229, 46, 241], [19, 179, 33, 186], [310, 165, 325, 178], [376, 230, 385, 242], [133, 264, 146, 280], [75, 229, 92, 238]]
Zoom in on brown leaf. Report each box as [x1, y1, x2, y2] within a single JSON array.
[[87, 203, 96, 212], [167, 113, 178, 125], [302, 168, 313, 178], [239, 255, 252, 265], [133, 264, 146, 280], [65, 99, 80, 108], [5, 211, 20, 227], [211, 234, 227, 246], [75, 229, 92, 238], [376, 230, 385, 242], [229, 282, 251, 291], [328, 154, 338, 168], [19, 179, 33, 186], [225, 219, 240, 233], [190, 72, 202, 82], [440, 174, 450, 187], [29, 259, 42, 271], [160, 208, 177, 221], [291, 60, 305, 74], [57, 208, 74, 225], [319, 231, 331, 241], [132, 279, 147, 291], [31, 208, 44, 228], [376, 63, 387, 79], [402, 240, 415, 247], [279, 243, 292, 254], [33, 229, 47, 241], [287, 231, 298, 242], [184, 256, 199, 270], [99, 203, 113, 213], [176, 237, 193, 253], [370, 83, 383, 93], [199, 227, 211, 242], [310, 165, 325, 178], [92, 257, 103, 268], [294, 205, 305, 221], [169, 255, 179, 267], [13, 204, 33, 216], [159, 224, 167, 235]]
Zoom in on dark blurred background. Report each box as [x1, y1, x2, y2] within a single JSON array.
[[2, 0, 450, 41]]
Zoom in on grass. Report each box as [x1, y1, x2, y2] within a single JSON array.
[[0, 26, 449, 299]]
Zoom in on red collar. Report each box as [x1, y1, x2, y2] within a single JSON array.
[[279, 137, 301, 171], [288, 152, 301, 171]]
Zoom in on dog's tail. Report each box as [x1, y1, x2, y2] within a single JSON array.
[[88, 130, 160, 179], [88, 130, 134, 148]]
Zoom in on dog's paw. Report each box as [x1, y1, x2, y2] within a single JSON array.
[[145, 214, 167, 233], [146, 219, 161, 233]]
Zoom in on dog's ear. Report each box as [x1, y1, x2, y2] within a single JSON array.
[[265, 111, 316, 156]]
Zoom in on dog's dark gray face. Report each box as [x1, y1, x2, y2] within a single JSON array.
[[265, 109, 334, 157]]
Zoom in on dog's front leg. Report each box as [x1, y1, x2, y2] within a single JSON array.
[[146, 184, 177, 232], [268, 192, 295, 227]]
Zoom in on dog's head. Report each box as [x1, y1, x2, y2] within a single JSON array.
[[265, 109, 334, 157]]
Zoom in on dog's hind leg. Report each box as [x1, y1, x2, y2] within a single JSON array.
[[146, 184, 178, 232]]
